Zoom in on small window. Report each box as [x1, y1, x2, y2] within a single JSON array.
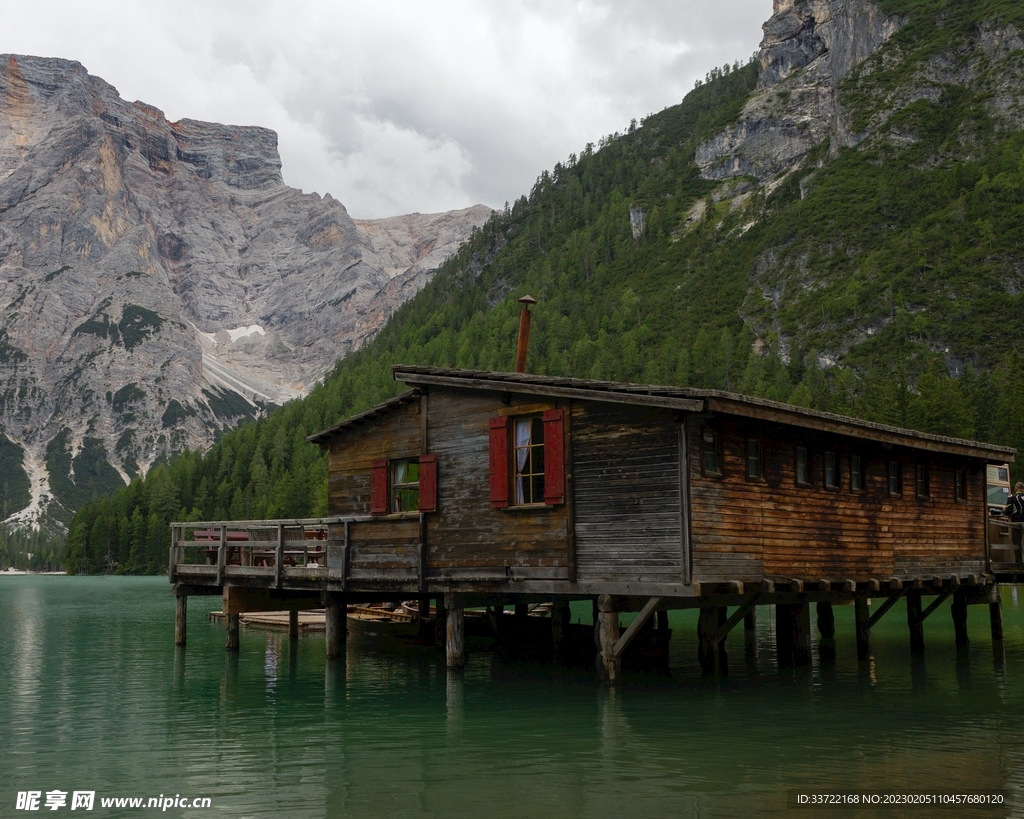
[[796, 446, 810, 485], [999, 467, 1009, 483], [513, 416, 545, 504], [915, 464, 929, 498], [955, 469, 967, 501], [746, 439, 762, 480], [701, 429, 721, 476], [391, 459, 420, 512], [824, 451, 838, 488], [850, 454, 863, 492], [888, 460, 901, 495]]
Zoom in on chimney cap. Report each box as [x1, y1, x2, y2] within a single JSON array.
[[518, 294, 537, 305]]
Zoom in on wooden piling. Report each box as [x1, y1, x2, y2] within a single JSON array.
[[990, 587, 1004, 643], [816, 601, 835, 640], [436, 596, 447, 650], [697, 605, 723, 675], [793, 603, 811, 666], [657, 610, 669, 633], [175, 594, 187, 647], [552, 601, 570, 658], [952, 589, 970, 649], [325, 595, 345, 659], [226, 613, 240, 651], [445, 592, 465, 669], [596, 595, 620, 684], [744, 606, 757, 664], [855, 597, 871, 662], [289, 609, 299, 641], [907, 590, 925, 656]]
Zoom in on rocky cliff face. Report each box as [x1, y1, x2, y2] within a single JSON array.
[[696, 0, 903, 180], [0, 55, 490, 527]]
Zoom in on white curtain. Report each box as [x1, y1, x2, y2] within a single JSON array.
[[515, 419, 532, 504], [393, 460, 407, 512]]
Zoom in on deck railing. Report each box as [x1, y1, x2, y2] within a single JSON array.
[[168, 514, 426, 589]]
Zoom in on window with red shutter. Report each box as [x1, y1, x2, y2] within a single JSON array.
[[542, 408, 564, 505], [370, 460, 388, 515], [488, 416, 510, 508], [419, 454, 437, 512]]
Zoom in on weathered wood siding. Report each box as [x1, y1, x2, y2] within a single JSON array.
[[573, 403, 682, 582], [689, 419, 987, 583], [326, 401, 422, 575], [327, 400, 422, 516], [426, 389, 569, 572]]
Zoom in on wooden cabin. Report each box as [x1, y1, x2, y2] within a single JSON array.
[[309, 366, 1013, 591], [169, 365, 1016, 681]]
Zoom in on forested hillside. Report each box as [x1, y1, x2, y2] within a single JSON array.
[[56, 0, 1024, 574]]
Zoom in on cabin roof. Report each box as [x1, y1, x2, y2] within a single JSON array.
[[390, 366, 1016, 462], [306, 389, 421, 444]]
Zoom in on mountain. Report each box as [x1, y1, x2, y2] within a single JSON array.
[[56, 0, 1024, 574], [0, 55, 490, 529]]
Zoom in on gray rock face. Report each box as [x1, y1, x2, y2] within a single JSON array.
[[696, 0, 902, 181], [0, 55, 491, 526]]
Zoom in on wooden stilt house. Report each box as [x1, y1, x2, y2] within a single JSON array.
[[306, 366, 1013, 593]]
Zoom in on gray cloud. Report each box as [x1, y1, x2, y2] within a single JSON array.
[[8, 0, 769, 217]]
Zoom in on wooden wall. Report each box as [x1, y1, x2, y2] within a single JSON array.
[[426, 389, 569, 572], [688, 418, 988, 583], [572, 404, 683, 583], [326, 401, 423, 576]]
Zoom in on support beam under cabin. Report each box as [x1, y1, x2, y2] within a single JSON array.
[[907, 590, 925, 656], [952, 588, 970, 650], [325, 594, 345, 659], [990, 587, 1004, 643], [596, 595, 621, 684], [445, 592, 465, 669], [816, 601, 835, 640], [697, 605, 727, 676], [775, 603, 810, 667], [175, 594, 187, 647], [226, 613, 240, 652], [289, 609, 299, 641]]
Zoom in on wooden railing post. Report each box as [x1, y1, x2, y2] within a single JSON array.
[[274, 523, 284, 589], [216, 525, 226, 586]]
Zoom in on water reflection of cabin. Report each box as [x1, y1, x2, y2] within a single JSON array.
[[169, 365, 1017, 682]]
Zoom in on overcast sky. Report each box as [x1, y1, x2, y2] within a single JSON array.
[[8, 1, 769, 218]]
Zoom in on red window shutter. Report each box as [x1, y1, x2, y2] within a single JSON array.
[[419, 454, 438, 512], [543, 408, 565, 505], [488, 416, 509, 508], [370, 459, 388, 515]]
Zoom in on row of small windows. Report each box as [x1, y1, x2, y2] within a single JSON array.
[[702, 429, 968, 500]]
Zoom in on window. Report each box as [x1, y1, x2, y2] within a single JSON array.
[[746, 438, 762, 480], [887, 460, 901, 495], [796, 446, 810, 485], [489, 409, 564, 508], [370, 455, 437, 515], [701, 428, 721, 476], [915, 464, 929, 498], [824, 451, 838, 488], [850, 454, 863, 492], [514, 416, 545, 504], [955, 469, 967, 501], [391, 459, 420, 512]]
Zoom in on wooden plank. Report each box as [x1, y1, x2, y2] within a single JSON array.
[[398, 371, 705, 412], [867, 590, 905, 629], [612, 596, 661, 658]]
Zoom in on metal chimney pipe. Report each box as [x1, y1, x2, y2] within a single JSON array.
[[514, 295, 537, 373]]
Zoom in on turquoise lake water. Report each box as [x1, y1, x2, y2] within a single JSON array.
[[3, 575, 1024, 818]]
